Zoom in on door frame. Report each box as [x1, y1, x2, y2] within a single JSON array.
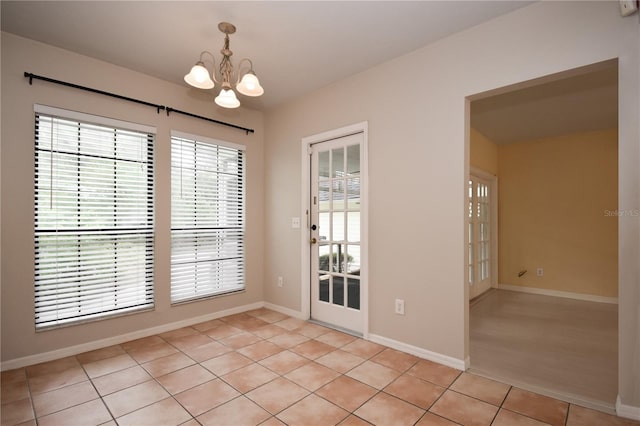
[[300, 121, 369, 338]]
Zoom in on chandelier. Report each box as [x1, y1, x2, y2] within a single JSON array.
[[184, 22, 264, 109]]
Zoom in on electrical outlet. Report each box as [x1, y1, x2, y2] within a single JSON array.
[[536, 268, 544, 277], [395, 299, 405, 315], [291, 217, 300, 228], [277, 276, 283, 287]]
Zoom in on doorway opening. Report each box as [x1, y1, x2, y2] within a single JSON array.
[[466, 60, 619, 412]]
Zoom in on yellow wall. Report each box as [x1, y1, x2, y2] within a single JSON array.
[[498, 129, 618, 297], [470, 128, 499, 176]]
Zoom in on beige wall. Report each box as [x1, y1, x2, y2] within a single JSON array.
[[263, 1, 639, 408], [498, 129, 618, 297], [1, 33, 265, 362], [470, 128, 498, 176]]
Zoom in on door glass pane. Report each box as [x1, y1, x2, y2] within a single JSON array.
[[331, 147, 344, 178], [347, 277, 360, 309], [319, 151, 330, 179], [331, 244, 343, 272], [346, 244, 360, 274], [319, 275, 329, 302], [319, 212, 330, 241], [346, 144, 360, 176], [318, 181, 330, 211], [346, 177, 360, 209], [332, 212, 345, 242], [318, 244, 330, 272], [332, 274, 344, 306], [331, 180, 345, 208], [347, 212, 360, 242]]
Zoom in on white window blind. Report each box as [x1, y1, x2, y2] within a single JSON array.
[[171, 133, 245, 303], [34, 107, 155, 329]]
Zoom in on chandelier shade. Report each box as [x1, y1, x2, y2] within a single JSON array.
[[184, 62, 215, 89], [184, 22, 263, 108], [215, 88, 240, 108], [236, 72, 264, 97]]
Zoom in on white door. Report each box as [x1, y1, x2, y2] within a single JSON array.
[[468, 174, 492, 299], [310, 133, 364, 333]]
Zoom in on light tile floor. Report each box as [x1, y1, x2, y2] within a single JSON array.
[[1, 308, 638, 426]]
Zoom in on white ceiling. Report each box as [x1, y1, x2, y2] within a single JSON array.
[[2, 1, 617, 143], [471, 62, 618, 144], [1, 1, 532, 110]]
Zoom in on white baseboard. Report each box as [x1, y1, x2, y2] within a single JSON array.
[[1, 301, 264, 371], [497, 284, 618, 304], [263, 302, 306, 320], [617, 395, 640, 420], [368, 333, 465, 371]]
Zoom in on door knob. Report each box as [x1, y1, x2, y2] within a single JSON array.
[[310, 237, 317, 244]]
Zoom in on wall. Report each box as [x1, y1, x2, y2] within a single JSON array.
[[0, 33, 265, 363], [263, 1, 640, 409], [470, 128, 498, 176], [498, 129, 618, 298]]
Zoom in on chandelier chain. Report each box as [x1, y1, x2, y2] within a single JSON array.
[[219, 34, 233, 87]]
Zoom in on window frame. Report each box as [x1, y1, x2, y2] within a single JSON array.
[[33, 105, 156, 329], [170, 131, 246, 304]]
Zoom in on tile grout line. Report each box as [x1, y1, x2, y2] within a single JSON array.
[[415, 370, 461, 424], [92, 352, 170, 424], [22, 369, 38, 425], [153, 330, 206, 425], [491, 384, 515, 425], [83, 361, 118, 425], [136, 334, 207, 425]]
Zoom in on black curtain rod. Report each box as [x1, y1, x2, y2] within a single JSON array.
[[164, 107, 254, 134], [24, 72, 255, 135]]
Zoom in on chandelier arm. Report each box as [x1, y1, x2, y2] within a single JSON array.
[[199, 50, 216, 65], [198, 51, 220, 84], [235, 58, 255, 85], [211, 71, 221, 86]]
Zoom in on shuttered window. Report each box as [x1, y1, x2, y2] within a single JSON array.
[[171, 132, 245, 303], [34, 105, 155, 329]]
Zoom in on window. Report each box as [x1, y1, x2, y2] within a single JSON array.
[[171, 132, 245, 303], [34, 105, 155, 329]]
